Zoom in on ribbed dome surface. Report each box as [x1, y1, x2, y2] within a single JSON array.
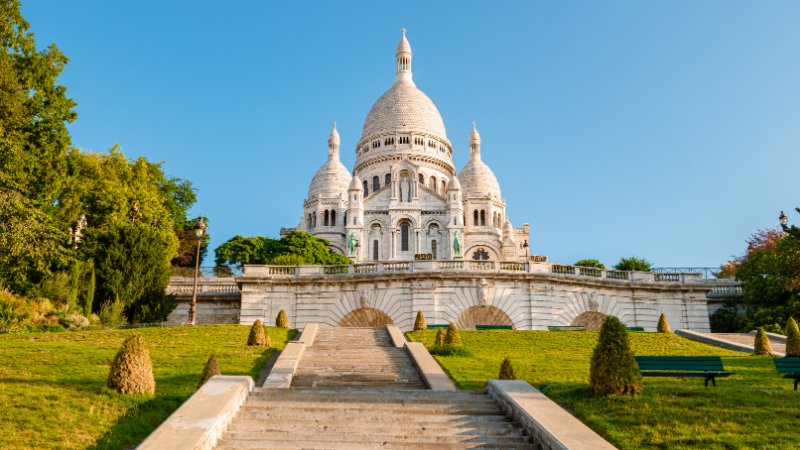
[[308, 157, 351, 199], [361, 81, 447, 140], [458, 157, 502, 199]]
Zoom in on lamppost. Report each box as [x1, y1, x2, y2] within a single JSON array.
[[780, 210, 788, 226], [187, 217, 206, 326], [520, 239, 529, 269]]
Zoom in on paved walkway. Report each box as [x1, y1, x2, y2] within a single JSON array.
[[711, 333, 786, 354]]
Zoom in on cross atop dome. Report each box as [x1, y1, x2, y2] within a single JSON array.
[[396, 27, 413, 84]]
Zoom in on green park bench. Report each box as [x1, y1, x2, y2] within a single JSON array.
[[475, 325, 513, 330], [774, 358, 800, 391], [547, 326, 585, 331], [635, 356, 735, 387], [427, 324, 449, 329], [627, 326, 646, 332]]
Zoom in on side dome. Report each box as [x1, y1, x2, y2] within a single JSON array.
[[361, 82, 447, 140], [307, 123, 352, 199], [457, 123, 502, 199]]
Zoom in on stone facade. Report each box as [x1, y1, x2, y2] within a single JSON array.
[[234, 262, 723, 332]]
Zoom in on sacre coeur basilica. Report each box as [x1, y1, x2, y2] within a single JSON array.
[[167, 31, 736, 332]]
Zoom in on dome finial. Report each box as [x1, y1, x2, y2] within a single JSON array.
[[328, 121, 341, 158], [469, 121, 481, 158], [396, 28, 413, 84]]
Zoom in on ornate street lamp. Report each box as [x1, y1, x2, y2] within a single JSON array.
[[187, 217, 206, 325], [780, 211, 788, 226]]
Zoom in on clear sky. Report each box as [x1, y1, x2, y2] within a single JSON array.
[[21, 1, 800, 268]]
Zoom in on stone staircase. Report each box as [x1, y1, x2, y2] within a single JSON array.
[[291, 327, 427, 390], [216, 327, 533, 449]]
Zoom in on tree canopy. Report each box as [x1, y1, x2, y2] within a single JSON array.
[[215, 231, 351, 269], [614, 256, 653, 272], [575, 259, 605, 269]]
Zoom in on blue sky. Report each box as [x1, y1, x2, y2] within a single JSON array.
[[22, 1, 800, 267]]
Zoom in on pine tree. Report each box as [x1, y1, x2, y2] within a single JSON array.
[[414, 310, 426, 331], [444, 323, 462, 347], [247, 319, 270, 346], [754, 327, 773, 356], [276, 309, 289, 328], [589, 316, 642, 396], [107, 334, 156, 394], [785, 317, 800, 357], [198, 354, 221, 387], [434, 328, 445, 347], [657, 313, 671, 333], [498, 357, 517, 380]]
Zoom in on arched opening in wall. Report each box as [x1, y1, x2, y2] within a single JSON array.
[[418, 173, 425, 185], [456, 305, 514, 330], [385, 173, 391, 186], [431, 240, 437, 259], [339, 307, 394, 327], [473, 209, 479, 226], [571, 311, 607, 330], [430, 176, 437, 192], [324, 210, 329, 226], [363, 180, 369, 196], [372, 176, 380, 192], [480, 210, 486, 226], [330, 210, 336, 226], [372, 240, 379, 261], [400, 222, 410, 252]]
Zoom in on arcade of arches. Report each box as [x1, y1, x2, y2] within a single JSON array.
[[339, 307, 394, 328], [455, 305, 513, 330], [570, 311, 607, 330]]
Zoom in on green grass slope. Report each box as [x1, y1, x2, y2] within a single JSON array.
[[0, 325, 295, 450], [408, 330, 797, 449]]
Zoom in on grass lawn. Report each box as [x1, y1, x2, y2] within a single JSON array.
[[0, 325, 296, 450], [407, 330, 799, 449]]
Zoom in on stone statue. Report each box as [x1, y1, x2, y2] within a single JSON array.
[[348, 232, 357, 255], [453, 230, 462, 257]]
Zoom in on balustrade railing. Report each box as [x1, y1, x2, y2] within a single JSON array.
[[323, 265, 349, 275], [383, 262, 411, 272], [578, 267, 602, 278], [499, 262, 525, 271], [354, 263, 378, 274], [654, 273, 681, 282], [551, 264, 575, 275], [438, 261, 464, 270], [606, 270, 629, 280]]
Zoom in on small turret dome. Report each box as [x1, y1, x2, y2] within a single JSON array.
[[307, 123, 352, 199], [446, 175, 462, 191], [349, 174, 363, 191], [458, 123, 502, 199]]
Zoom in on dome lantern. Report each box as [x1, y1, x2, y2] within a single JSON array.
[[396, 28, 413, 84], [328, 122, 340, 158], [469, 121, 481, 158]]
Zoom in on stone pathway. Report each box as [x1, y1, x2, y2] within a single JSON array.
[[216, 327, 534, 449], [711, 333, 786, 355]]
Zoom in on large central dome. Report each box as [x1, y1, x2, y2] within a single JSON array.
[[359, 29, 448, 142], [361, 81, 447, 139]]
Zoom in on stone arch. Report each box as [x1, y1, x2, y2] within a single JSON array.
[[338, 307, 394, 327], [571, 311, 607, 330], [464, 244, 500, 261], [455, 305, 513, 330]]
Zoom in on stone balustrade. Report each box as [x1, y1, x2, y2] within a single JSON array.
[[165, 277, 239, 296], [237, 261, 736, 287]]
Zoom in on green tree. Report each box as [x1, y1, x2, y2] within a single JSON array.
[[574, 259, 605, 269], [754, 327, 773, 356], [784, 317, 800, 358], [614, 256, 652, 272], [414, 310, 427, 331], [589, 316, 642, 396], [657, 312, 671, 332], [214, 231, 351, 269], [498, 357, 517, 380]]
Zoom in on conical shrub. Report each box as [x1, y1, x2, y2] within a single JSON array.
[[589, 316, 642, 396], [198, 354, 221, 387], [754, 327, 772, 356], [657, 312, 671, 333], [444, 323, 462, 347], [107, 333, 156, 395], [414, 310, 427, 331], [498, 357, 517, 380], [247, 319, 270, 346], [434, 328, 445, 347], [276, 309, 289, 329], [785, 317, 800, 357]]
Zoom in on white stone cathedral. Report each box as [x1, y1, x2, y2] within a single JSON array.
[[297, 30, 530, 263]]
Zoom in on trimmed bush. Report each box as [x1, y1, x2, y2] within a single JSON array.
[[444, 323, 462, 347], [434, 328, 445, 347], [657, 313, 671, 333], [785, 317, 800, 357], [276, 309, 289, 329], [498, 357, 517, 380], [198, 354, 221, 387], [107, 333, 155, 395], [247, 319, 270, 346], [414, 310, 427, 331], [754, 327, 773, 356], [589, 316, 642, 396]]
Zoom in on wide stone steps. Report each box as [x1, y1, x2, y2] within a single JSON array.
[[216, 328, 533, 449]]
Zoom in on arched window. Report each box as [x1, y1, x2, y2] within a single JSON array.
[[441, 180, 446, 194], [312, 212, 317, 227], [385, 173, 391, 185], [363, 180, 369, 196], [330, 210, 336, 226], [373, 240, 379, 261], [431, 240, 437, 260], [418, 173, 425, 185], [306, 213, 311, 228], [372, 176, 380, 192], [343, 212, 347, 226], [480, 210, 486, 226], [473, 210, 479, 226], [323, 210, 329, 226], [401, 223, 410, 252]]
